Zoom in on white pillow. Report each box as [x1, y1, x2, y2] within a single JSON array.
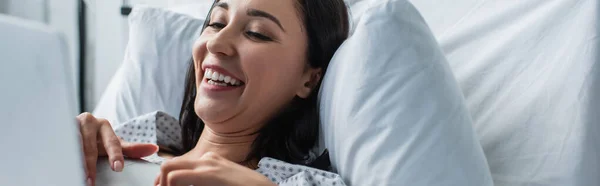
[[318, 0, 493, 185], [93, 6, 206, 125]]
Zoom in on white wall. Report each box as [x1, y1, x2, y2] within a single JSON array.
[[84, 0, 97, 112], [89, 0, 129, 111], [0, 1, 5, 13], [2, 0, 47, 22], [48, 0, 79, 96]]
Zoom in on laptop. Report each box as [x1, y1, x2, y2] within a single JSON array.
[[0, 14, 159, 186], [96, 157, 160, 186], [0, 14, 84, 185]]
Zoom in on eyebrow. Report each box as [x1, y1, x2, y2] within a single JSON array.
[[247, 9, 286, 32], [213, 2, 285, 32], [215, 1, 228, 10]]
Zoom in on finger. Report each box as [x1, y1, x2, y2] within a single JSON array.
[[98, 119, 124, 172], [76, 117, 89, 183], [166, 170, 202, 186], [154, 172, 161, 186], [160, 159, 197, 186], [121, 142, 159, 158], [78, 113, 100, 183], [82, 131, 98, 184], [76, 112, 96, 124]]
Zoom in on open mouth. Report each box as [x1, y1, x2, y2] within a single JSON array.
[[204, 68, 245, 87]]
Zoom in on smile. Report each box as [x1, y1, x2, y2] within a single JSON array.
[[204, 68, 245, 87]]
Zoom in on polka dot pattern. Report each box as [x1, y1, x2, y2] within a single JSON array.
[[114, 111, 346, 185], [114, 112, 159, 145], [256, 157, 346, 186], [154, 111, 183, 151], [113, 111, 183, 164]]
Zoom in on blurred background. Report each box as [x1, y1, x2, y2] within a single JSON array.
[[0, 0, 206, 112]]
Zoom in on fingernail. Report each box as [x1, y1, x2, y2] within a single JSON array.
[[86, 177, 93, 186], [113, 161, 123, 172]]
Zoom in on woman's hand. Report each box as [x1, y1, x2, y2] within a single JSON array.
[[154, 152, 276, 186], [76, 113, 159, 186]]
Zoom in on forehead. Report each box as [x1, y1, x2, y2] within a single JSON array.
[[219, 0, 297, 13], [216, 0, 303, 30]]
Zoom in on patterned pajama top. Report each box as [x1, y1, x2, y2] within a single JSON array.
[[113, 111, 346, 186]]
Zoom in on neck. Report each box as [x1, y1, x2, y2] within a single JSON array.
[[187, 126, 259, 167]]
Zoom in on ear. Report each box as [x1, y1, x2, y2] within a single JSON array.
[[296, 68, 322, 98]]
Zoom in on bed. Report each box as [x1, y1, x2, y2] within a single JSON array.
[[408, 0, 600, 185], [94, 0, 600, 185]]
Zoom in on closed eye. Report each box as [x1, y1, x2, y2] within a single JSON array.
[[245, 31, 273, 41], [207, 22, 226, 30]]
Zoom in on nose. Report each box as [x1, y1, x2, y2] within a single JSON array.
[[206, 26, 236, 57]]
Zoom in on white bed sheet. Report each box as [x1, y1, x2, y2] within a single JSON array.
[[405, 0, 599, 185]]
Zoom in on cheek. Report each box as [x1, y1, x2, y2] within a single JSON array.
[[241, 48, 305, 95], [192, 37, 208, 64], [192, 37, 208, 86]]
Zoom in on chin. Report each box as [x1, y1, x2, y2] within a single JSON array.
[[194, 97, 237, 124]]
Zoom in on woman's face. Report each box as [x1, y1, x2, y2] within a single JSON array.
[[192, 0, 318, 133]]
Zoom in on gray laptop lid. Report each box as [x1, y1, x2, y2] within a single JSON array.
[[0, 14, 84, 186]]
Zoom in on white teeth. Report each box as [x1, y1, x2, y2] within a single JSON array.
[[211, 71, 219, 80], [207, 70, 214, 80], [204, 68, 243, 86], [204, 70, 213, 81], [207, 80, 228, 86]]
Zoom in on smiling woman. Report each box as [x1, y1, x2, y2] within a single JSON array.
[[75, 0, 349, 185], [174, 0, 350, 184], [180, 0, 349, 166]]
